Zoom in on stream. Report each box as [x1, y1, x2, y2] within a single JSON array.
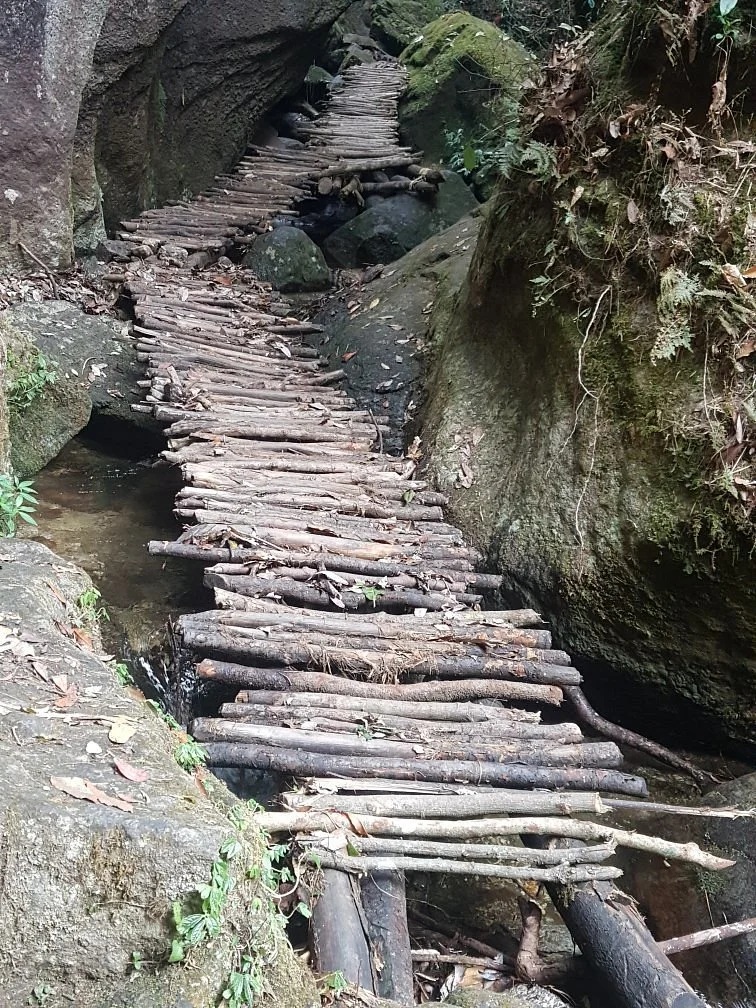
[[25, 431, 209, 702]]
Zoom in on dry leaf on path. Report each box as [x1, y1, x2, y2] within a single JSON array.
[[627, 199, 640, 224], [109, 718, 138, 744], [113, 757, 149, 783], [55, 685, 78, 709], [72, 627, 94, 651], [50, 775, 133, 813], [341, 350, 358, 362]]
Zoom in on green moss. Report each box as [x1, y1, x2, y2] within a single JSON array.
[[402, 12, 531, 106], [398, 12, 533, 160]]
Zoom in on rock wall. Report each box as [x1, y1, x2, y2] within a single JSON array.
[[0, 0, 350, 267], [0, 539, 317, 1007], [421, 2, 756, 752]]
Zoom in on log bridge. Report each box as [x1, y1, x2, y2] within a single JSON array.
[[114, 62, 742, 1007]]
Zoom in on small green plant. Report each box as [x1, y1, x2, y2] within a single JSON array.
[[319, 972, 348, 996], [355, 583, 384, 606], [6, 347, 56, 412], [75, 586, 109, 625], [114, 661, 133, 687], [0, 474, 37, 536], [711, 0, 740, 42], [146, 699, 207, 772], [174, 738, 208, 773]]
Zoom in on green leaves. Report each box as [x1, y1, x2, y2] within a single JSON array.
[[0, 474, 38, 537], [6, 347, 56, 412]]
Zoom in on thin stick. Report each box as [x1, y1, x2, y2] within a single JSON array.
[[18, 241, 60, 298], [658, 917, 756, 956]]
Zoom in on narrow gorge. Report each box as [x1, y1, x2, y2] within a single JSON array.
[[0, 3, 755, 1008]]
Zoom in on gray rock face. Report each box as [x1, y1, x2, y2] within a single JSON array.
[[244, 226, 331, 292], [0, 539, 316, 1008], [2, 300, 157, 475], [1, 0, 351, 267], [324, 173, 478, 266]]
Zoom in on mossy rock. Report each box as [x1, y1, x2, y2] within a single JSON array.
[[398, 12, 533, 161], [370, 0, 446, 54], [244, 226, 331, 292]]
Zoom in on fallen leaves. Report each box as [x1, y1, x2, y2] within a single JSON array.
[[113, 757, 149, 783], [0, 625, 36, 659], [50, 775, 133, 813]]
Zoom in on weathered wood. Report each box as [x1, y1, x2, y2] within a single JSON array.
[[218, 703, 582, 741], [345, 836, 619, 866], [359, 870, 414, 1004], [304, 848, 623, 883], [657, 917, 756, 956], [197, 660, 565, 706], [191, 719, 622, 767], [232, 690, 540, 723], [259, 812, 735, 870], [203, 742, 648, 795], [311, 869, 374, 991], [531, 838, 710, 1008]]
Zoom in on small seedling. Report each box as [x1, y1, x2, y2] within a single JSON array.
[[113, 662, 133, 687], [76, 586, 109, 625], [0, 475, 37, 537], [6, 347, 56, 412]]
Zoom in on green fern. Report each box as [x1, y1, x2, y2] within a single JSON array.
[[652, 267, 703, 362]]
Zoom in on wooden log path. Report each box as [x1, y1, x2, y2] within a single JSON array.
[[116, 62, 439, 257], [117, 61, 735, 1007]]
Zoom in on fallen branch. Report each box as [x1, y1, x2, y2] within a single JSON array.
[[657, 917, 756, 956], [304, 849, 623, 883], [564, 685, 716, 784], [257, 811, 734, 870]]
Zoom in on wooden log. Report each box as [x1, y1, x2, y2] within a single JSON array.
[[232, 690, 540, 723], [657, 917, 756, 956], [564, 685, 713, 784], [304, 849, 623, 883], [359, 870, 414, 1004], [191, 719, 622, 768], [345, 837, 618, 865], [197, 660, 566, 706], [202, 743, 648, 795], [185, 619, 571, 676], [311, 869, 374, 991], [531, 838, 710, 1008], [208, 608, 547, 647], [217, 703, 582, 741], [259, 812, 734, 870], [186, 622, 574, 684], [199, 573, 481, 614]]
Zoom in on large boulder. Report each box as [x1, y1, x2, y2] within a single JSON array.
[[323, 173, 478, 266], [1, 300, 157, 476], [420, 1, 756, 750], [244, 226, 331, 292], [316, 212, 483, 452], [0, 539, 317, 1008], [399, 12, 533, 162], [0, 0, 351, 267], [370, 0, 445, 54], [443, 989, 571, 1008]]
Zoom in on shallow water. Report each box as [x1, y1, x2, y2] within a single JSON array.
[[26, 434, 208, 699]]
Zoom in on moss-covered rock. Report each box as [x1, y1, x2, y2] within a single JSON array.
[[421, 4, 756, 752], [399, 12, 533, 161], [370, 0, 446, 54]]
